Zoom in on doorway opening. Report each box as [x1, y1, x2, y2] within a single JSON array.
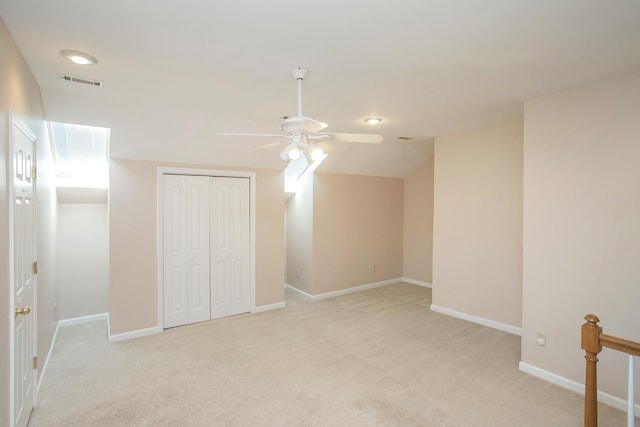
[[49, 121, 110, 323]]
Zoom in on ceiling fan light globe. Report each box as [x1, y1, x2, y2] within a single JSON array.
[[288, 147, 301, 160], [303, 143, 324, 163]]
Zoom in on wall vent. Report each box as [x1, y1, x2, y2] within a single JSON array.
[[396, 136, 413, 141], [59, 74, 103, 87]]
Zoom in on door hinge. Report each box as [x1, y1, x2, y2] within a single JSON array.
[[33, 356, 38, 370], [33, 261, 38, 274], [32, 166, 37, 179]]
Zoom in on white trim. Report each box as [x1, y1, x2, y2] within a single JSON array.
[[58, 313, 108, 327], [253, 302, 286, 313], [430, 304, 522, 336], [39, 314, 117, 392], [108, 326, 162, 343], [313, 278, 402, 299], [156, 168, 164, 330], [37, 320, 60, 394], [286, 278, 403, 301], [32, 119, 39, 411], [8, 112, 15, 427], [628, 355, 635, 426], [107, 313, 111, 338], [156, 167, 257, 331], [39, 313, 110, 392], [284, 283, 313, 299], [519, 362, 640, 417], [402, 278, 432, 288]]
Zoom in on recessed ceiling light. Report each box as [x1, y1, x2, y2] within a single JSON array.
[[60, 50, 98, 65], [364, 117, 382, 125]]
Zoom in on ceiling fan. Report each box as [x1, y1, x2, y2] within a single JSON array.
[[218, 67, 383, 162]]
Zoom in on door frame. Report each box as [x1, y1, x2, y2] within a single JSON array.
[[8, 112, 38, 426], [156, 167, 256, 330]]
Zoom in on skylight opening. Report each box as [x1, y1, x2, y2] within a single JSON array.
[[49, 121, 110, 188]]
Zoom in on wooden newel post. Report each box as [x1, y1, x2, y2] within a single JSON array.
[[581, 314, 602, 427]]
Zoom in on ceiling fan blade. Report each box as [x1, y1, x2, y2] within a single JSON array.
[[315, 141, 335, 153], [217, 132, 283, 138], [248, 142, 284, 152], [322, 133, 383, 143]]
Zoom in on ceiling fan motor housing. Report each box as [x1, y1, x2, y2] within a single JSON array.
[[281, 116, 328, 135]]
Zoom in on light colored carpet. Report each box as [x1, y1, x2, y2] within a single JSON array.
[[30, 283, 635, 426]]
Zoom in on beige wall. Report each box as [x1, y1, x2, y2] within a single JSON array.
[[312, 173, 404, 294], [522, 74, 640, 402], [285, 172, 314, 293], [58, 203, 109, 320], [433, 119, 523, 328], [403, 156, 434, 283], [253, 166, 287, 305], [0, 17, 58, 424], [109, 159, 285, 335]]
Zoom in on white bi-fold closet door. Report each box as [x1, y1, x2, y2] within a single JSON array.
[[163, 175, 250, 328]]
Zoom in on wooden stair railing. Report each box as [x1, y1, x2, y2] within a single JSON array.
[[581, 314, 640, 427]]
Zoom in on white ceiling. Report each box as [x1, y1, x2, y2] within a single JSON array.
[[2, 0, 640, 177]]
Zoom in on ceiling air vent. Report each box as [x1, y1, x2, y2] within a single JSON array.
[[59, 74, 103, 87], [396, 136, 413, 141]]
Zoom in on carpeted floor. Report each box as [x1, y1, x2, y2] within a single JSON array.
[[29, 283, 635, 426]]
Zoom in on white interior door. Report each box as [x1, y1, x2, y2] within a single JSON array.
[[163, 175, 210, 328], [12, 119, 36, 427], [210, 177, 251, 319]]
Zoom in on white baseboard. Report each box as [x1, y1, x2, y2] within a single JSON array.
[[108, 326, 162, 343], [285, 283, 314, 299], [37, 320, 60, 394], [519, 362, 640, 416], [39, 312, 110, 393], [58, 312, 109, 327], [253, 301, 286, 313], [430, 304, 522, 336], [402, 278, 432, 288], [286, 278, 403, 301], [313, 278, 403, 300], [109, 301, 288, 342]]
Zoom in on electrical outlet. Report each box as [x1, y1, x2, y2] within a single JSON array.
[[296, 270, 301, 279], [372, 264, 377, 272], [536, 331, 547, 346]]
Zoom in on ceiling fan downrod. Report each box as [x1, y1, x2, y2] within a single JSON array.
[[292, 67, 307, 118]]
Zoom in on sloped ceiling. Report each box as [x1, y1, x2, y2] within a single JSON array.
[[1, 1, 640, 177]]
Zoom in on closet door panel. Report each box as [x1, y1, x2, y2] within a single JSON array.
[[186, 176, 210, 323], [210, 177, 250, 318], [163, 175, 189, 328], [163, 175, 211, 328]]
